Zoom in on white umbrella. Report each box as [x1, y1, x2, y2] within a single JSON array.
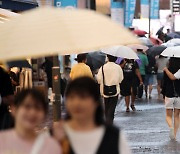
[[139, 37, 153, 47], [127, 44, 148, 52], [0, 7, 139, 61], [161, 46, 180, 58], [101, 45, 139, 59], [163, 38, 180, 47]]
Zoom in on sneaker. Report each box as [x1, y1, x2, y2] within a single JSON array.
[[126, 108, 130, 112], [169, 127, 175, 140], [131, 105, 136, 111]]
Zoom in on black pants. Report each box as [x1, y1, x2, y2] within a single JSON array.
[[0, 103, 14, 130], [104, 96, 118, 125]]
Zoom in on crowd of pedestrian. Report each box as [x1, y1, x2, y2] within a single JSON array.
[[0, 50, 180, 153]]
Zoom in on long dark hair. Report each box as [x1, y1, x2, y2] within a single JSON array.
[[65, 77, 104, 126], [168, 57, 180, 74]]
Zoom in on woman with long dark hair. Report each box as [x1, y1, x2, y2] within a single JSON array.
[[162, 58, 180, 140], [53, 77, 131, 154]]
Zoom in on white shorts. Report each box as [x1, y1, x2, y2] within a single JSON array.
[[165, 97, 180, 109]]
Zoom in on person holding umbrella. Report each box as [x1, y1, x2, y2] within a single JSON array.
[[137, 49, 149, 98], [120, 59, 143, 112], [156, 55, 168, 99], [97, 55, 124, 124], [162, 58, 180, 140]]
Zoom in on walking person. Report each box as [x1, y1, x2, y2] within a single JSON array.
[[0, 89, 61, 154], [0, 66, 15, 130], [120, 59, 143, 112], [156, 55, 168, 99], [97, 55, 123, 124], [70, 53, 93, 80], [162, 58, 180, 140], [53, 77, 131, 154], [137, 49, 149, 98], [145, 56, 157, 99]]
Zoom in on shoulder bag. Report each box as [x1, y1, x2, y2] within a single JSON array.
[[102, 66, 117, 96]]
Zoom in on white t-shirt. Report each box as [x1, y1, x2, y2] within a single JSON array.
[[96, 62, 124, 98], [174, 69, 180, 79], [64, 124, 131, 154], [156, 58, 168, 73]]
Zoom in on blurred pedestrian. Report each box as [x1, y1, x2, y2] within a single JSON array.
[[156, 56, 168, 99], [162, 58, 180, 140], [120, 59, 143, 112], [137, 49, 149, 98], [70, 53, 93, 80], [53, 77, 131, 154], [145, 56, 157, 99], [8, 68, 19, 92], [0, 89, 61, 154], [97, 55, 123, 124], [0, 66, 14, 130]]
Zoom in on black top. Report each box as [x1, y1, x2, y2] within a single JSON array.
[[122, 60, 139, 81], [69, 125, 120, 154], [0, 67, 14, 97], [162, 70, 180, 98]]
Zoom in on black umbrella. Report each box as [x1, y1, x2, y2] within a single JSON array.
[[167, 32, 180, 39], [86, 52, 106, 71], [7, 60, 32, 68], [156, 26, 164, 35], [146, 45, 167, 57]]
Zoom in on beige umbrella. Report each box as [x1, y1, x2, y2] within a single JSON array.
[[0, 7, 139, 61]]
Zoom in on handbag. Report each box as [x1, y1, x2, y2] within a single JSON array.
[[102, 66, 117, 96]]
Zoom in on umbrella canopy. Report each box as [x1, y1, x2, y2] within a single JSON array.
[[0, 8, 19, 18], [102, 46, 139, 59], [163, 38, 180, 47], [167, 32, 180, 39], [146, 45, 167, 57], [0, 7, 139, 61], [161, 46, 180, 58], [133, 29, 147, 36], [0, 8, 19, 23], [150, 37, 163, 45], [138, 37, 153, 47], [7, 60, 32, 68], [156, 26, 164, 35], [86, 52, 106, 71], [127, 44, 148, 52]]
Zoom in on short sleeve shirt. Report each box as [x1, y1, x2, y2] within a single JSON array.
[[0, 67, 14, 97], [174, 69, 180, 80], [123, 61, 139, 80]]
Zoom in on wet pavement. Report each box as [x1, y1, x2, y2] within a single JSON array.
[[114, 92, 180, 154]]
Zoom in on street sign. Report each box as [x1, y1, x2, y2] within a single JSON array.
[[172, 0, 180, 14]]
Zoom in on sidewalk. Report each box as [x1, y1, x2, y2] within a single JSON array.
[[114, 93, 180, 154]]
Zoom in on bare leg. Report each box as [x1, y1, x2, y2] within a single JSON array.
[[174, 109, 180, 139], [166, 109, 173, 127], [149, 84, 153, 98]]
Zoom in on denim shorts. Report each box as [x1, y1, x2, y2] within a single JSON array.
[[144, 74, 154, 86], [157, 73, 164, 81]]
